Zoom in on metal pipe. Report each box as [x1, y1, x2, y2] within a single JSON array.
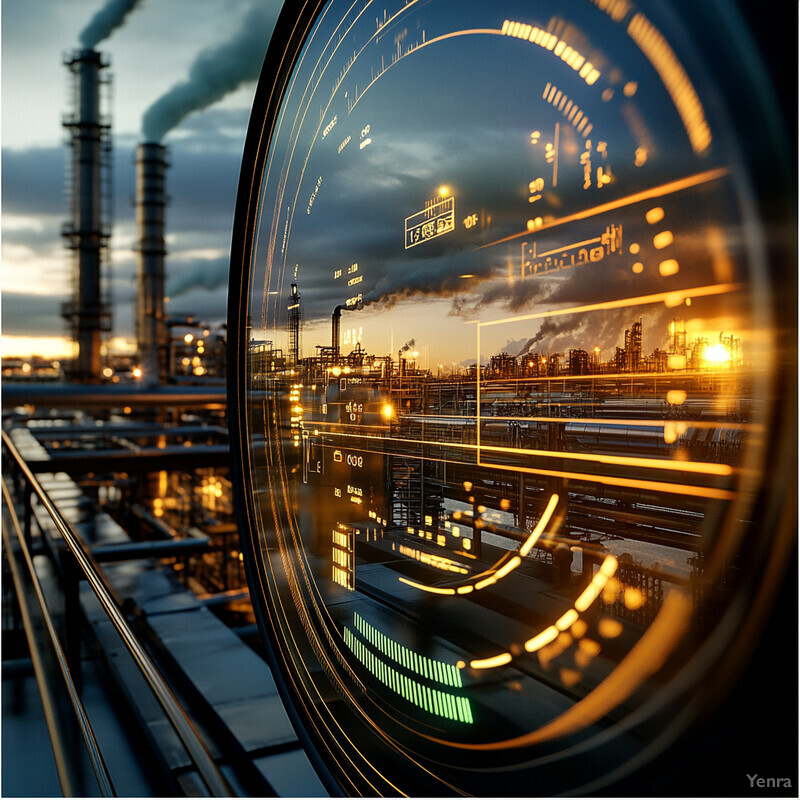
[[24, 444, 230, 475], [128, 503, 210, 541], [63, 49, 109, 384], [2, 430, 232, 797], [91, 538, 210, 562], [196, 588, 251, 607], [2, 383, 225, 408], [136, 143, 168, 386], [332, 304, 343, 359]]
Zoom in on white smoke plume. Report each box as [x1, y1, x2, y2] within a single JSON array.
[[80, 0, 144, 49], [166, 257, 229, 298], [141, 1, 280, 142]]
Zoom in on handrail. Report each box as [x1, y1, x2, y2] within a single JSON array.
[[2, 478, 115, 796], [1, 429, 233, 797]]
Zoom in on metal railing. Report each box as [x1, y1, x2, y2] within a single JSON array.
[[1, 429, 232, 797]]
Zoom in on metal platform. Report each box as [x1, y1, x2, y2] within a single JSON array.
[[1, 424, 327, 797]]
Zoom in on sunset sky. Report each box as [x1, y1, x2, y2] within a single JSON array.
[[245, 0, 765, 370], [2, 0, 784, 368]]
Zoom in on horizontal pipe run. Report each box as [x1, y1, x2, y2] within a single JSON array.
[[91, 537, 210, 562], [25, 444, 230, 475], [2, 383, 226, 408], [128, 503, 210, 542]]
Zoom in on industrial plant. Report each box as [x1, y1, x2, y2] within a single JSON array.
[[2, 0, 795, 798], [3, 4, 324, 796]]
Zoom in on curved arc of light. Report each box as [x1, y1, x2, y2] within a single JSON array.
[[468, 554, 619, 670], [425, 590, 693, 750], [396, 493, 560, 596]]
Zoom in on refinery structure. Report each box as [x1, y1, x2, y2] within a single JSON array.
[[2, 10, 322, 797], [1, 1, 795, 798], [250, 291, 749, 599]]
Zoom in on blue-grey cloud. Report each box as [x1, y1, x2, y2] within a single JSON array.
[[2, 147, 65, 216], [165, 285, 227, 323], [1, 291, 64, 336], [167, 256, 229, 298]]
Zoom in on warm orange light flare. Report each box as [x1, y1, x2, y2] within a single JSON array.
[[703, 343, 731, 365]]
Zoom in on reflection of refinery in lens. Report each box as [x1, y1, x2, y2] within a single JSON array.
[[250, 279, 750, 648], [246, 276, 753, 738]]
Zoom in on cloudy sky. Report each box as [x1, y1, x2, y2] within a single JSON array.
[[2, 0, 282, 358], [244, 0, 758, 370], [3, 0, 780, 367]]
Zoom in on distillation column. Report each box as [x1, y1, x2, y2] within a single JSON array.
[[136, 143, 168, 385], [63, 49, 111, 383], [288, 282, 301, 364]]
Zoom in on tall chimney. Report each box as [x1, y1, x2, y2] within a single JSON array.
[[288, 282, 301, 364], [62, 49, 111, 383], [332, 305, 343, 360], [135, 142, 168, 385]]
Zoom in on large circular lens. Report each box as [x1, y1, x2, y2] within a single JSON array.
[[228, 1, 795, 794]]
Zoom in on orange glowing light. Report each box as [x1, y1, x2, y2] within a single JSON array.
[[653, 230, 673, 249], [479, 168, 728, 251], [575, 556, 619, 612], [659, 259, 680, 276], [703, 343, 731, 365], [470, 652, 512, 670], [628, 12, 712, 152], [520, 493, 559, 556], [556, 609, 579, 631], [598, 618, 623, 639], [524, 626, 559, 653]]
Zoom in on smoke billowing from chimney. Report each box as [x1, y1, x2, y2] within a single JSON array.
[[399, 338, 416, 354], [141, 2, 280, 142], [166, 257, 229, 298], [516, 318, 580, 355], [79, 0, 144, 49]]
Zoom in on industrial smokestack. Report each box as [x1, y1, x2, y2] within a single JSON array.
[[136, 143, 168, 385], [332, 305, 343, 360], [288, 283, 301, 364], [62, 48, 111, 383]]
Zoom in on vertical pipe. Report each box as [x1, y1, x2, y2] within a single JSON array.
[[288, 282, 301, 364], [331, 305, 342, 360], [136, 143, 167, 385], [64, 50, 107, 383]]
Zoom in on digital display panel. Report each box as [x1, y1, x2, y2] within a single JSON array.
[[229, 1, 793, 794]]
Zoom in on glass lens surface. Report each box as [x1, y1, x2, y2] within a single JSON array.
[[235, 1, 789, 794]]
